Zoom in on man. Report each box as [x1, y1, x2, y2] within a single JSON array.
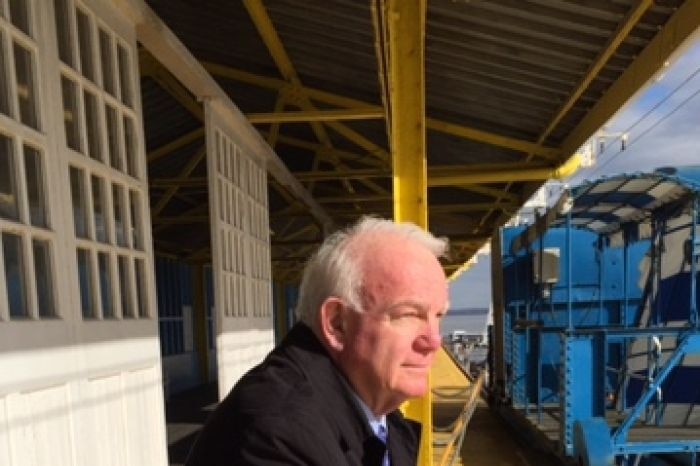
[[186, 216, 449, 465]]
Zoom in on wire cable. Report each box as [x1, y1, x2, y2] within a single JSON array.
[[584, 62, 700, 179]]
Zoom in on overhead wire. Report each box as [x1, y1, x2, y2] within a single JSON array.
[[583, 62, 700, 180]]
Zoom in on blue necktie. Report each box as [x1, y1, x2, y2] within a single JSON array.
[[377, 424, 390, 466]]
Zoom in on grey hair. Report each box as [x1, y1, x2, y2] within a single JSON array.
[[295, 216, 448, 328]]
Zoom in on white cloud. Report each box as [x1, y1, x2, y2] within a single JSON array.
[[570, 38, 700, 184]]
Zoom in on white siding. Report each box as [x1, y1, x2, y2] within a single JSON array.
[[205, 100, 275, 396], [0, 0, 166, 464]]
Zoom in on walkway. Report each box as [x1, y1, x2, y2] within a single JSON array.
[[165, 383, 218, 466]]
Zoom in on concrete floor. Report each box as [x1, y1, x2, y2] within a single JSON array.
[[165, 383, 218, 466], [460, 400, 563, 466]]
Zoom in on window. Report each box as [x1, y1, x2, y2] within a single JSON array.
[[112, 183, 126, 247], [13, 41, 38, 130], [123, 115, 137, 178], [118, 255, 133, 318], [91, 175, 107, 243], [3, 232, 27, 318], [116, 43, 132, 107], [129, 189, 142, 250], [61, 76, 81, 152], [33, 239, 55, 317], [0, 0, 149, 324], [83, 90, 102, 161], [135, 257, 147, 318], [23, 145, 47, 228], [69, 166, 88, 238], [76, 9, 94, 82], [105, 104, 121, 170], [0, 134, 19, 221], [8, 0, 31, 37], [77, 248, 94, 318], [0, 35, 10, 116], [53, 0, 75, 67], [97, 251, 113, 318], [98, 28, 115, 97]]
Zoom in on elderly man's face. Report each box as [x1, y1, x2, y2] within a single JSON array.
[[335, 234, 448, 415]]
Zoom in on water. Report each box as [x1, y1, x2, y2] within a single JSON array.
[[441, 307, 489, 338]]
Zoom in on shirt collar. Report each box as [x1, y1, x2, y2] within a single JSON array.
[[351, 391, 387, 437]]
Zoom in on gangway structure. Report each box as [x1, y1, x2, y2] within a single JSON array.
[[492, 166, 700, 465]]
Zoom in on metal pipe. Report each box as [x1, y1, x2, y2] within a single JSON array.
[[567, 210, 573, 331], [691, 196, 699, 328]]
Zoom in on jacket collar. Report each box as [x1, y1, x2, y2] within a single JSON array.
[[278, 323, 421, 466]]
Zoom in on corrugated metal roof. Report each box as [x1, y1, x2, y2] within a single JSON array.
[[139, 0, 696, 277]]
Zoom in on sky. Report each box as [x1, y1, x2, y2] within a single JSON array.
[[447, 32, 700, 332]]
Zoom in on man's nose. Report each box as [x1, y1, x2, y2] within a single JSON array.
[[416, 319, 442, 352]]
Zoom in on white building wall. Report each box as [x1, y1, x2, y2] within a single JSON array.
[[0, 0, 167, 464], [205, 100, 275, 397]]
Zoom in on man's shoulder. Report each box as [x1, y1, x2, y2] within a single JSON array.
[[228, 353, 318, 416]]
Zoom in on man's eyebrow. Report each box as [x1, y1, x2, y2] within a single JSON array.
[[385, 301, 430, 314]]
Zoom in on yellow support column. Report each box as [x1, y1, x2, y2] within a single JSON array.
[[385, 0, 431, 464]]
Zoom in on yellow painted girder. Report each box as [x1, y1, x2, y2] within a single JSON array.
[[429, 154, 581, 187], [243, 0, 381, 197], [539, 0, 653, 146], [201, 62, 562, 160], [153, 145, 206, 217], [426, 118, 561, 161], [261, 131, 387, 168], [247, 108, 384, 124], [147, 127, 204, 163], [315, 194, 393, 203], [460, 184, 519, 203], [150, 177, 207, 188], [562, 0, 700, 157], [292, 156, 580, 184], [384, 0, 431, 464]]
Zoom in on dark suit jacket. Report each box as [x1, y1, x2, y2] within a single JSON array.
[[186, 323, 421, 465]]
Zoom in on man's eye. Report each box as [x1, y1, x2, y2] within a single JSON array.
[[392, 311, 421, 321]]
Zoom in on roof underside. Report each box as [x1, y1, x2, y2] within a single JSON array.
[[139, 0, 698, 279]]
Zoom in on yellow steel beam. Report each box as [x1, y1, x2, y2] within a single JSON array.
[[315, 193, 393, 204], [539, 0, 653, 147], [323, 121, 389, 163], [561, 0, 700, 157], [429, 154, 581, 187], [459, 184, 519, 203], [292, 156, 580, 184], [147, 127, 204, 163], [429, 160, 551, 175], [153, 145, 206, 217], [294, 168, 385, 182], [153, 215, 209, 225], [152, 204, 208, 235], [243, 0, 370, 198], [384, 0, 431, 464], [426, 117, 561, 161], [430, 202, 518, 213], [266, 93, 287, 148], [262, 131, 387, 168], [201, 62, 561, 160], [247, 108, 384, 124], [150, 177, 207, 188]]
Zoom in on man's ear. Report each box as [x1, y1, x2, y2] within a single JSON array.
[[319, 297, 347, 351]]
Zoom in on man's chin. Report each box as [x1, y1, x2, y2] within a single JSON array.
[[397, 382, 429, 399]]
